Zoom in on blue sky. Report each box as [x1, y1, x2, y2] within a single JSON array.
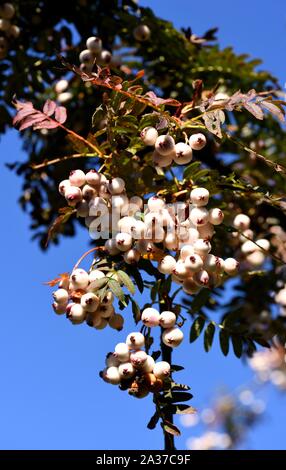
[[0, 0, 286, 450]]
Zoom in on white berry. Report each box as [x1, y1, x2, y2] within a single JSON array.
[[141, 308, 160, 327]]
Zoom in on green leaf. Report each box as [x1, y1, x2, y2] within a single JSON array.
[[162, 391, 193, 403], [88, 277, 108, 292], [168, 404, 197, 415], [183, 161, 201, 180], [116, 270, 136, 294], [171, 364, 184, 372], [219, 328, 230, 356], [190, 316, 206, 343], [191, 289, 211, 313], [204, 322, 216, 352], [231, 335, 243, 358], [147, 411, 160, 430], [171, 382, 191, 391], [162, 421, 181, 437], [127, 266, 144, 293], [108, 279, 126, 303], [130, 297, 141, 324]]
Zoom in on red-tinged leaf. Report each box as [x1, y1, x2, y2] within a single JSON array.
[[33, 120, 59, 130], [43, 99, 57, 116], [13, 109, 39, 126], [144, 91, 181, 107], [55, 106, 67, 124], [45, 206, 76, 247], [244, 101, 264, 120], [18, 114, 46, 131], [44, 272, 69, 287], [260, 100, 285, 122]]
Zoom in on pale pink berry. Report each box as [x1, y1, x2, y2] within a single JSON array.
[[0, 3, 15, 19], [98, 49, 112, 65], [108, 177, 125, 195], [193, 269, 210, 286], [224, 258, 239, 275], [126, 332, 145, 350], [70, 268, 89, 289], [58, 179, 71, 196], [275, 288, 286, 306], [152, 150, 173, 167], [79, 49, 94, 64], [82, 184, 96, 200], [52, 302, 67, 315], [140, 126, 158, 146], [159, 311, 176, 328], [65, 186, 83, 206], [246, 251, 265, 267], [67, 303, 86, 324], [86, 36, 102, 53], [141, 308, 160, 327], [52, 288, 69, 304], [162, 327, 184, 348], [69, 169, 86, 187], [189, 207, 209, 226], [189, 133, 207, 150], [114, 343, 130, 362], [147, 195, 165, 212], [233, 214, 250, 230], [190, 187, 209, 206], [118, 362, 135, 379], [164, 232, 179, 250], [86, 311, 102, 328], [184, 254, 204, 273], [241, 240, 257, 255], [102, 366, 121, 385], [123, 248, 140, 264], [80, 293, 100, 312], [256, 239, 270, 252], [158, 255, 176, 274], [153, 361, 171, 380], [155, 135, 175, 156], [130, 350, 148, 368], [105, 352, 120, 368], [141, 355, 155, 373], [173, 142, 193, 165], [115, 232, 133, 251], [209, 208, 224, 225], [173, 260, 189, 279], [86, 169, 101, 186], [180, 244, 195, 260], [194, 238, 211, 256], [88, 269, 105, 283], [102, 291, 114, 305]]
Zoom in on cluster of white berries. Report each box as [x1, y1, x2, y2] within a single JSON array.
[[153, 187, 239, 293], [141, 308, 184, 348], [58, 169, 240, 291], [79, 35, 119, 71], [101, 332, 171, 398], [54, 79, 72, 104], [52, 267, 124, 331], [233, 213, 270, 268], [0, 3, 20, 60], [140, 127, 207, 167]]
